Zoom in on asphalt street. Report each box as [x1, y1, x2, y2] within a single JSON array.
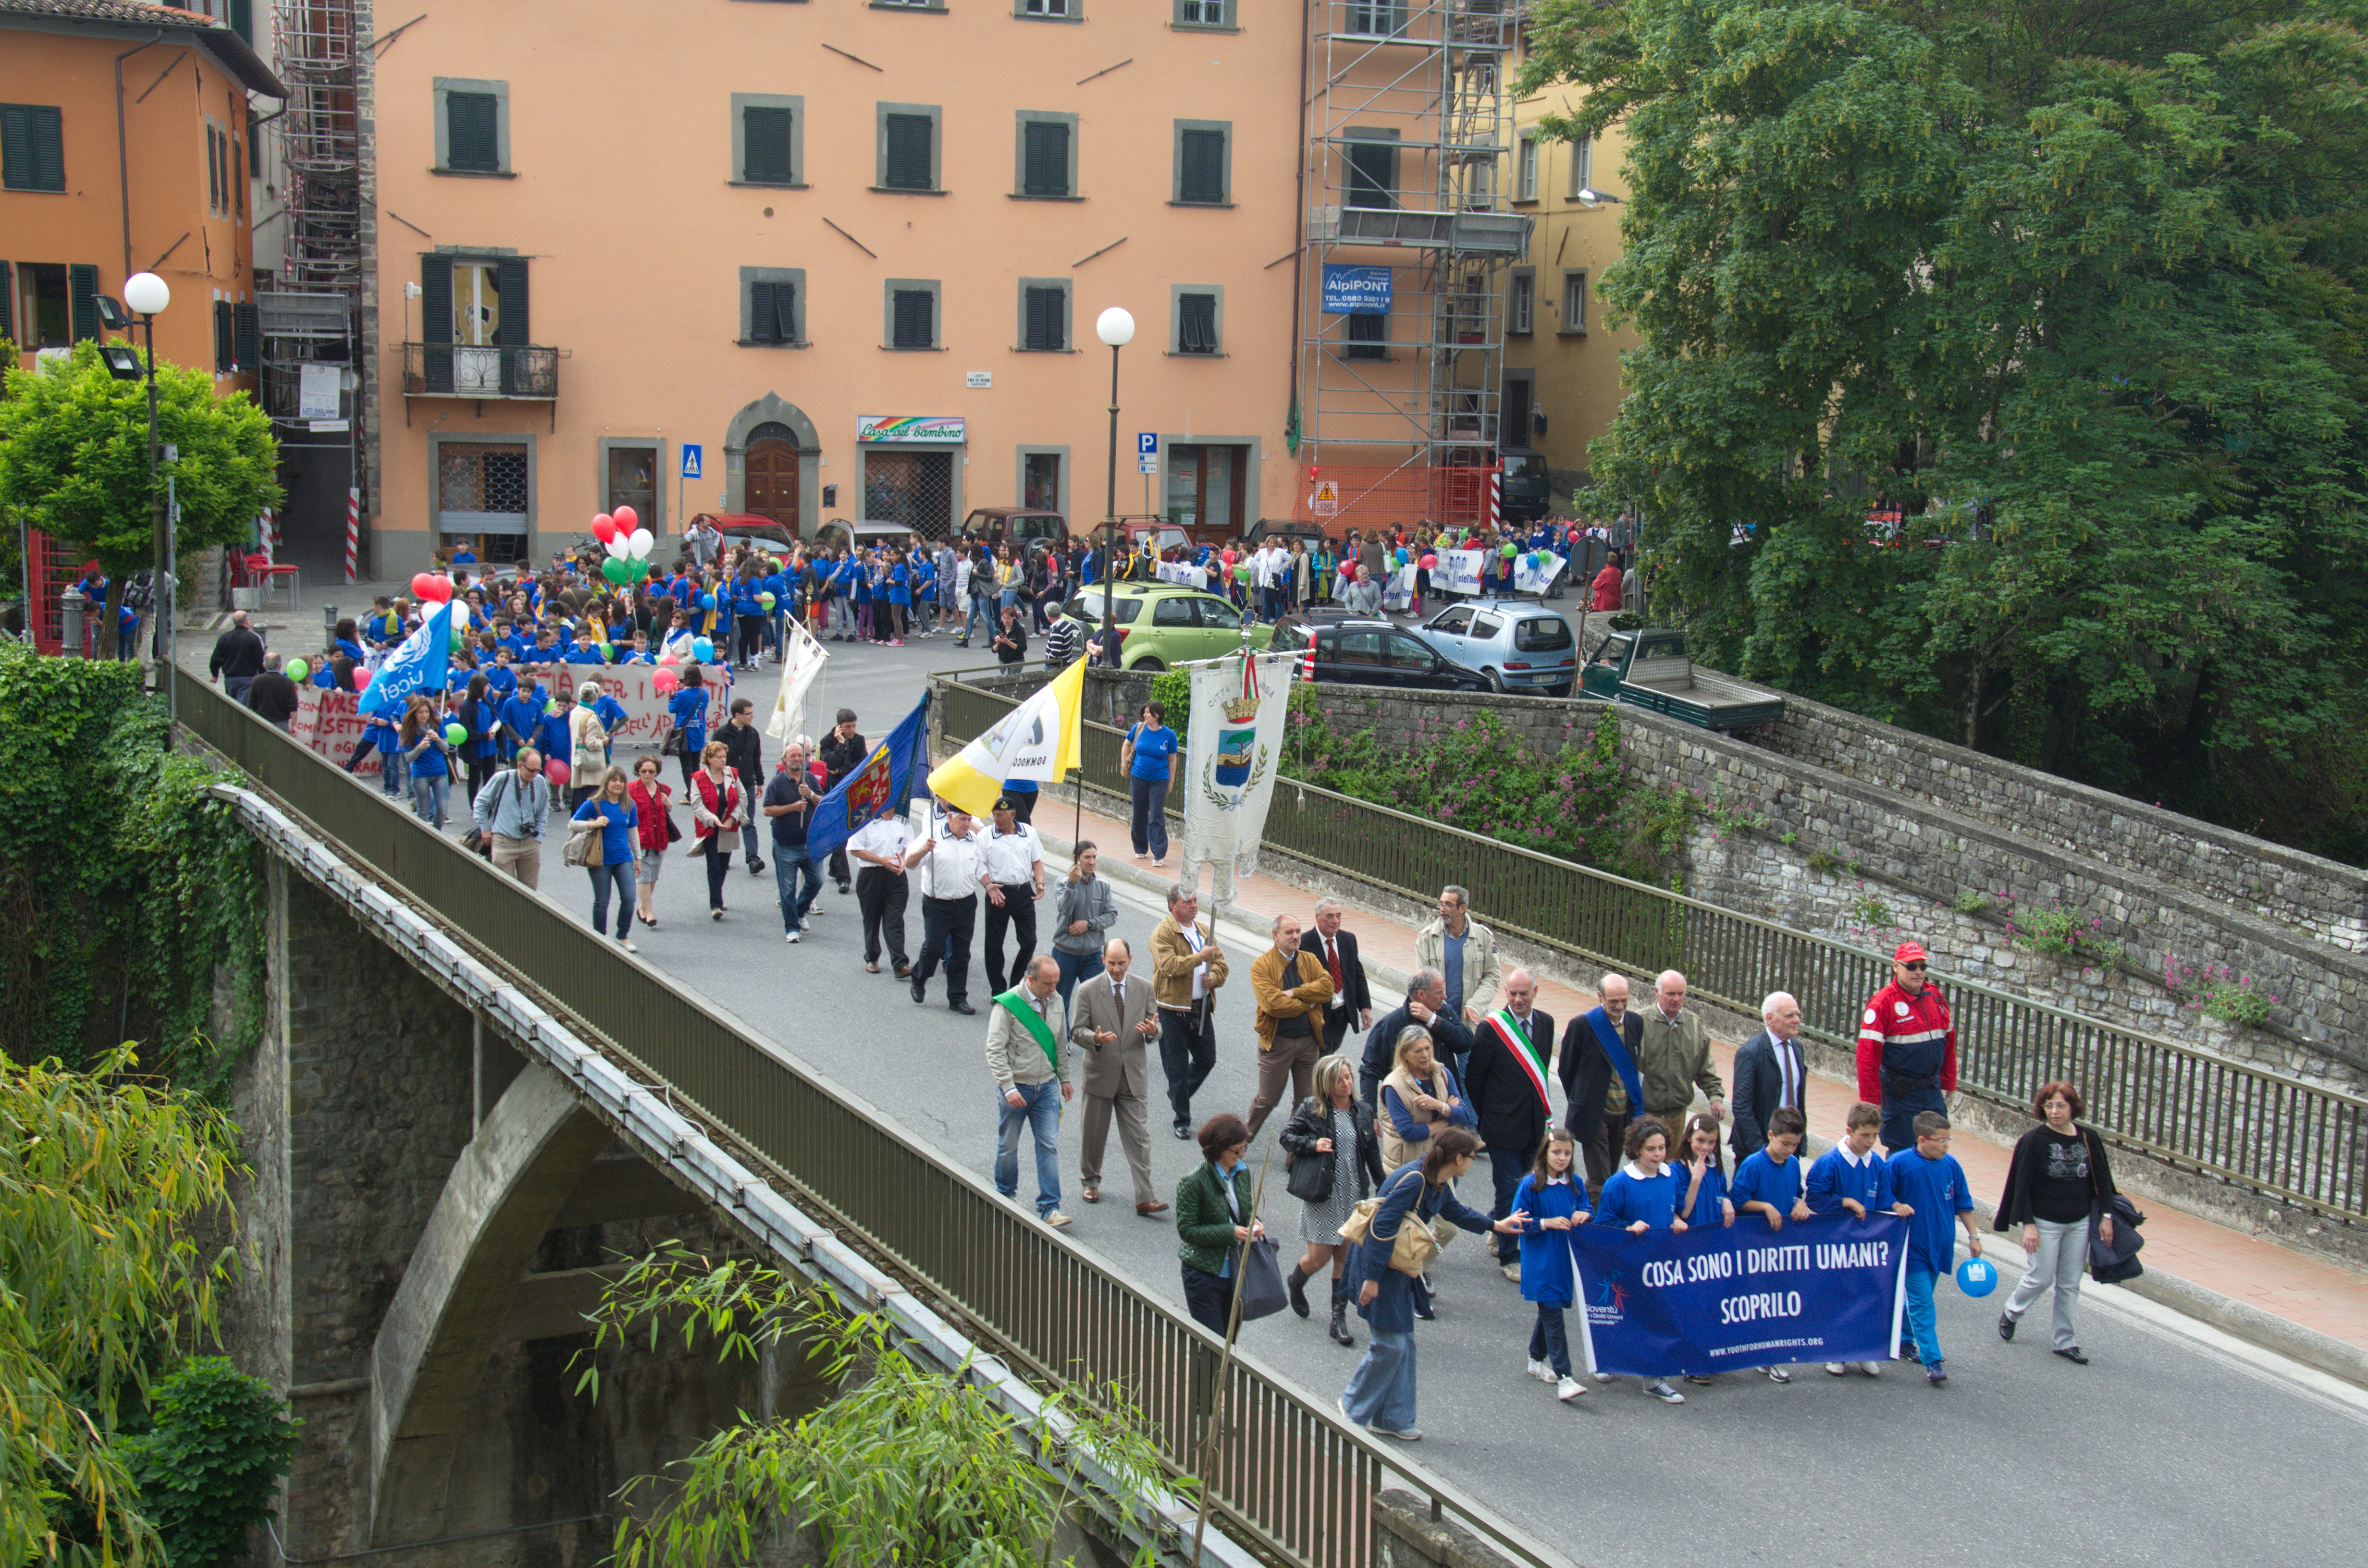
[[207, 623, 2368, 1566]]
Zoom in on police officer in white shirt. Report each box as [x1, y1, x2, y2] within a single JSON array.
[[980, 795, 1046, 995], [905, 802, 986, 1014], [849, 810, 914, 977]]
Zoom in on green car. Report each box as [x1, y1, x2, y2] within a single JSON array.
[[1062, 582, 1272, 671]]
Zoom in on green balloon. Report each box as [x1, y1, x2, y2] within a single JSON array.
[[444, 722, 467, 745], [1501, 542, 1518, 559], [603, 558, 628, 585], [286, 657, 309, 681], [545, 699, 558, 715]]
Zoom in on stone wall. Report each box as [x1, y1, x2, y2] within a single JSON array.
[[1752, 690, 2368, 953]]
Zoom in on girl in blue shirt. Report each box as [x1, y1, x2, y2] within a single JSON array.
[[1123, 701, 1181, 865], [398, 697, 452, 828], [1674, 1110, 1737, 1385], [1592, 1118, 1693, 1405], [1512, 1128, 1592, 1399], [571, 764, 640, 948], [886, 550, 911, 645], [350, 697, 406, 796], [667, 666, 710, 790]]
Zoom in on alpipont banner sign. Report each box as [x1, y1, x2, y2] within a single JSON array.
[[1567, 1212, 1908, 1376]]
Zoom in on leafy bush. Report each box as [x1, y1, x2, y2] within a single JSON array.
[[2164, 959, 2278, 1029], [2003, 896, 2126, 970], [121, 1359, 297, 1568]]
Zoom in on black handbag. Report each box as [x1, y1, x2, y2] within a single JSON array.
[[1232, 1237, 1288, 1323]]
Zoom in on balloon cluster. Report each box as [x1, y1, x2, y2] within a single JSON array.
[[409, 572, 455, 603], [592, 506, 658, 584]]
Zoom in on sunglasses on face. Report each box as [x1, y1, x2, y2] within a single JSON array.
[[1902, 962, 1927, 971]]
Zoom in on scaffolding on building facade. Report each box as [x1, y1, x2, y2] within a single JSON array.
[[1295, 0, 1529, 532]]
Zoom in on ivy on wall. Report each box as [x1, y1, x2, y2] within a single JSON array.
[[0, 642, 264, 1091]]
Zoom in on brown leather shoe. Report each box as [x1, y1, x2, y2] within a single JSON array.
[[1081, 1186, 1100, 1204], [1136, 1200, 1170, 1216]]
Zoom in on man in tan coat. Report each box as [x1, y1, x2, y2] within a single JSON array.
[[1412, 883, 1501, 1025], [1636, 968, 1727, 1136], [1246, 913, 1335, 1139], [1149, 882, 1229, 1139], [1070, 937, 1166, 1215]]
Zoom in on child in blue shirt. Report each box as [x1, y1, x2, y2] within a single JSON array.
[[497, 680, 543, 762], [1592, 1118, 1692, 1406], [1809, 1101, 1914, 1378], [1727, 1105, 1812, 1384], [1887, 1111, 1982, 1385], [1512, 1128, 1591, 1402], [1672, 1111, 1735, 1386]]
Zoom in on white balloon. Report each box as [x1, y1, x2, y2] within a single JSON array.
[[630, 527, 654, 558]]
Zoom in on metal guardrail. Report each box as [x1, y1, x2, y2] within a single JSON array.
[[939, 677, 2367, 1226], [172, 670, 1572, 1568]]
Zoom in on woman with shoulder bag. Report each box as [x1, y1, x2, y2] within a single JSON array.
[[628, 755, 676, 931], [1279, 1054, 1385, 1347], [1176, 1114, 1266, 1336], [1340, 1127, 1525, 1439], [689, 739, 743, 920], [1994, 1079, 2118, 1365], [569, 765, 639, 949]]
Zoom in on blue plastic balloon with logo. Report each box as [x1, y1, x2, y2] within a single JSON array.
[[691, 637, 715, 662], [1955, 1257, 1998, 1297]]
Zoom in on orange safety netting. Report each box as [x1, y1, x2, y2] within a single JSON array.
[[1290, 462, 1501, 534]]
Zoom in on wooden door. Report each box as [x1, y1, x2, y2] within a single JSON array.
[[745, 438, 801, 535]]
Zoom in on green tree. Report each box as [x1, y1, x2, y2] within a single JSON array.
[[119, 1360, 297, 1568], [0, 339, 280, 606], [1519, 0, 2368, 860], [0, 1045, 244, 1567]]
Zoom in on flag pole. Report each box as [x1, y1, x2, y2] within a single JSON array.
[[1188, 1117, 1281, 1568]]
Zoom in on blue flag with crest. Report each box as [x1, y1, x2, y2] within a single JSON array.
[[804, 693, 931, 859]]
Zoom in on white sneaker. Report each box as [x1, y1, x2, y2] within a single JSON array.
[[1860, 1361, 1882, 1377], [1555, 1376, 1586, 1401], [786, 930, 801, 943], [1372, 1425, 1422, 1442], [1825, 1362, 1848, 1376], [1500, 1264, 1522, 1283], [1526, 1358, 1553, 1383], [1044, 1211, 1073, 1229]]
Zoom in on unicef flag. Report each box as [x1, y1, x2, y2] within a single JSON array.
[[1568, 1212, 1909, 1377], [357, 599, 454, 719], [805, 692, 931, 859]]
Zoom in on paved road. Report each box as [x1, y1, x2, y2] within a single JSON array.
[[198, 630, 2368, 1566]]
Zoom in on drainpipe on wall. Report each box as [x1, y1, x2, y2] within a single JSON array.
[[1288, 0, 1312, 487], [115, 30, 166, 281]]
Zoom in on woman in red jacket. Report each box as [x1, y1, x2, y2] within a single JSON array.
[[628, 755, 674, 930], [689, 739, 743, 919], [1591, 549, 1626, 613]]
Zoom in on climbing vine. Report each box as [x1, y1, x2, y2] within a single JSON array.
[[0, 641, 265, 1091]]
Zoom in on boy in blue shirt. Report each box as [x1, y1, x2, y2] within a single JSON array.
[[1727, 1105, 1813, 1384], [1809, 1101, 1915, 1377], [497, 678, 544, 764], [1887, 1111, 1983, 1385]]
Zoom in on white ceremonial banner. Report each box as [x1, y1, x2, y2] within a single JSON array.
[[1154, 560, 1210, 592], [766, 619, 830, 742], [1514, 551, 1567, 595], [1178, 651, 1298, 904], [1380, 564, 1418, 613], [1434, 549, 1488, 597]]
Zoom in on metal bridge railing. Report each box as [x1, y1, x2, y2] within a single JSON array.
[[173, 670, 1571, 1568], [939, 676, 2366, 1226]]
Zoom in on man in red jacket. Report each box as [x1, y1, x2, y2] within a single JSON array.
[[1857, 940, 1957, 1153]]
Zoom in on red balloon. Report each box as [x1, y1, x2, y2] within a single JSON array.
[[544, 759, 569, 787], [417, 574, 454, 603], [591, 515, 618, 544], [352, 667, 372, 690], [611, 504, 638, 532]]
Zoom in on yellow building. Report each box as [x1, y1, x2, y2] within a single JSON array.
[[1502, 33, 1637, 504]]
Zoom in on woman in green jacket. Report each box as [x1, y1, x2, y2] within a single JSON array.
[[1176, 1113, 1266, 1335]]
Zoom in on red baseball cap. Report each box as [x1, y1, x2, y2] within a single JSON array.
[[1894, 941, 1928, 963]]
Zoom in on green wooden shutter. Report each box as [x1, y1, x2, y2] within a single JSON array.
[[495, 255, 531, 394], [1346, 139, 1396, 209], [751, 281, 795, 343], [1024, 287, 1062, 351], [234, 302, 259, 372], [446, 93, 499, 172], [0, 262, 12, 346], [892, 290, 932, 349], [885, 115, 932, 189], [743, 107, 794, 183], [70, 263, 99, 343], [207, 121, 222, 214], [214, 301, 235, 371], [419, 254, 454, 392], [1179, 129, 1224, 203], [1023, 121, 1068, 196], [3, 105, 65, 193], [1179, 293, 1216, 354], [30, 106, 62, 192], [749, 281, 774, 342], [770, 281, 796, 343]]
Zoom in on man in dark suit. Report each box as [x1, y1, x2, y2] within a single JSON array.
[[1558, 972, 1645, 1200], [1730, 990, 1810, 1161], [1358, 968, 1473, 1110], [1461, 968, 1555, 1279], [1310, 898, 1373, 1058]]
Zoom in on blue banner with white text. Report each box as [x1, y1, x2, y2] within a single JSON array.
[[1568, 1213, 1907, 1376], [1321, 264, 1392, 315]]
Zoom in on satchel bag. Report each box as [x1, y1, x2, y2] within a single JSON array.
[[561, 814, 605, 868], [1230, 1237, 1289, 1324], [660, 723, 686, 758], [1336, 1189, 1441, 1278]]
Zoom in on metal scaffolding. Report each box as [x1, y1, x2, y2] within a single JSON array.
[[1296, 0, 1529, 527]]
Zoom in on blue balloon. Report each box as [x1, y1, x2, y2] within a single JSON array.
[[1955, 1257, 1998, 1298], [701, 592, 716, 611], [691, 637, 715, 662]]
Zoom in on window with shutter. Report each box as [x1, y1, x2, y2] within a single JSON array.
[[1345, 138, 1396, 209], [1345, 312, 1385, 360], [234, 302, 259, 371], [1, 104, 66, 193], [884, 114, 933, 190], [1178, 293, 1217, 355], [206, 121, 222, 214], [749, 281, 797, 344], [1177, 128, 1225, 204], [1508, 271, 1533, 334], [1023, 120, 1069, 196], [214, 301, 235, 372], [0, 262, 12, 345], [892, 289, 934, 348], [419, 255, 455, 392], [1024, 287, 1063, 351], [743, 106, 795, 184], [446, 93, 500, 172], [69, 264, 99, 343]]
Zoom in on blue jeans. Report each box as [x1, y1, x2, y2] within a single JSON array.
[[1053, 948, 1104, 1012], [1341, 1327, 1418, 1431], [1904, 1269, 1943, 1368], [589, 860, 634, 939], [1129, 774, 1170, 860], [410, 772, 448, 826], [774, 844, 822, 931], [1488, 1149, 1528, 1263], [1529, 1306, 1571, 1379], [996, 1080, 1063, 1216], [380, 750, 406, 796]]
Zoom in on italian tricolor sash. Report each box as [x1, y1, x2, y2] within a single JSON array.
[[994, 989, 1061, 1075], [1484, 1008, 1553, 1112]]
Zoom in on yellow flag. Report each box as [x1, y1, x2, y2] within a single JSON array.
[[927, 657, 1085, 818]]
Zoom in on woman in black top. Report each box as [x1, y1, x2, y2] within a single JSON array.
[[1994, 1079, 2117, 1363]]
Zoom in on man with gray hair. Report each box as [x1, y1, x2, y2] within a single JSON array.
[[246, 650, 301, 731], [1637, 968, 1726, 1136], [1149, 880, 1229, 1138], [1729, 990, 1808, 1161], [1310, 897, 1373, 1057], [759, 736, 826, 942], [1070, 937, 1165, 1214], [473, 747, 550, 890], [987, 953, 1074, 1228], [1358, 966, 1474, 1110], [1414, 884, 1501, 1026]]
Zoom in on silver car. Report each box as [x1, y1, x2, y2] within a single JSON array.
[[1417, 600, 1578, 695]]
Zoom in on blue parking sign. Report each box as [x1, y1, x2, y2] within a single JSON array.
[[1137, 432, 1158, 457]]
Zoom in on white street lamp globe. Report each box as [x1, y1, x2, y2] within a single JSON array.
[[1096, 306, 1135, 347], [123, 272, 171, 316]]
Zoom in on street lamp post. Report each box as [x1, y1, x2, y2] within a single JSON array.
[[122, 270, 171, 707], [1094, 307, 1135, 665]]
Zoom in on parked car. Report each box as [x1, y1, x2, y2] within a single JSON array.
[[1579, 627, 1786, 730], [810, 517, 916, 555], [1266, 615, 1492, 693], [694, 512, 799, 553], [961, 507, 1072, 559], [1061, 582, 1272, 671], [1499, 452, 1552, 524], [1417, 599, 1577, 696], [1246, 519, 1332, 550]]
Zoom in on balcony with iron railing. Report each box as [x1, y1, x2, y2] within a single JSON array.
[[400, 343, 560, 400]]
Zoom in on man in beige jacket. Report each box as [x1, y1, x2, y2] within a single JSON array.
[[1246, 913, 1335, 1139], [1149, 882, 1229, 1139], [986, 954, 1075, 1227], [1636, 968, 1727, 1136], [1413, 883, 1501, 1024], [1070, 937, 1165, 1214]]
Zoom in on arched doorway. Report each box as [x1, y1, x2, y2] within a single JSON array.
[[744, 421, 802, 534]]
